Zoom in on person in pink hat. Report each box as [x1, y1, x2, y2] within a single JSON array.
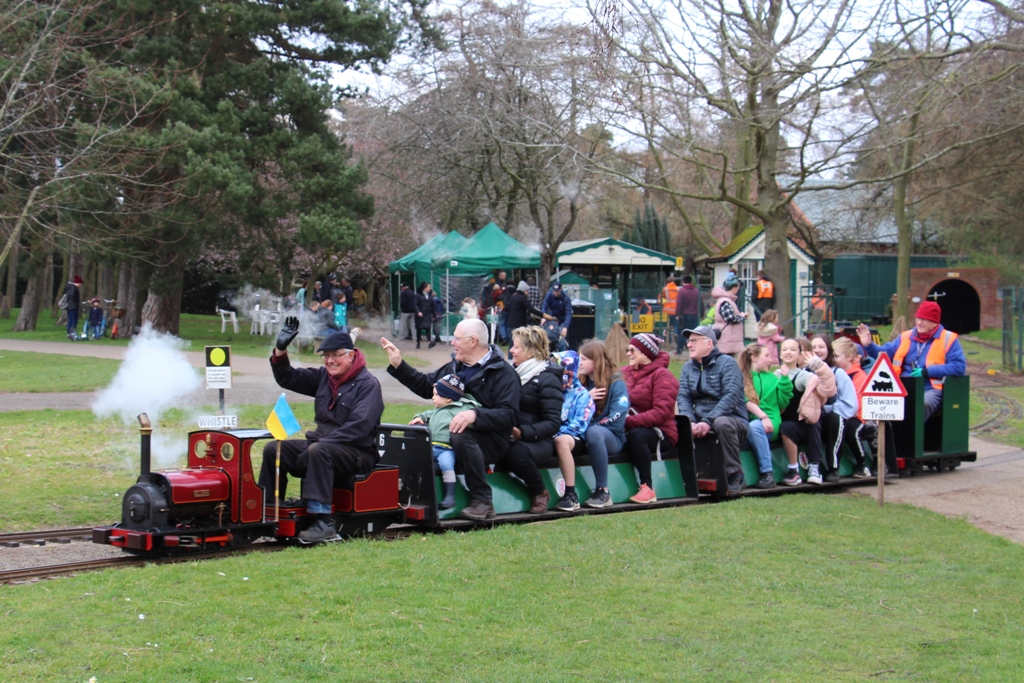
[[856, 300, 966, 420]]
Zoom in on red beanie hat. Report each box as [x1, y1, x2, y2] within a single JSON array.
[[916, 300, 941, 324], [629, 333, 663, 361], [72, 275, 83, 285]]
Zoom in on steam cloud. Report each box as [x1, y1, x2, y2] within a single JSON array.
[[93, 324, 201, 466]]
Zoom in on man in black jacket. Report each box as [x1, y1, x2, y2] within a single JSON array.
[[504, 281, 551, 356], [381, 318, 520, 521], [260, 323, 385, 542], [398, 284, 418, 341]]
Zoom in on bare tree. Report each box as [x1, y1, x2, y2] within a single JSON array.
[[369, 0, 615, 286]]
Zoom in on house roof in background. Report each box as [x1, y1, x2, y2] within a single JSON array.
[[789, 180, 898, 245]]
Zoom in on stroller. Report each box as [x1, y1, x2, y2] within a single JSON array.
[[542, 318, 568, 354]]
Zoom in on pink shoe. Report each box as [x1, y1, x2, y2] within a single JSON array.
[[629, 484, 657, 504]]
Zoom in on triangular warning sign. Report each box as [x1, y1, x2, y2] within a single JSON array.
[[861, 352, 907, 397]]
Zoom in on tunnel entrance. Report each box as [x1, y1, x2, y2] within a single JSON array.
[[926, 279, 981, 334]]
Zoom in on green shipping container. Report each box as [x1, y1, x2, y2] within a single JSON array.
[[823, 254, 959, 321]]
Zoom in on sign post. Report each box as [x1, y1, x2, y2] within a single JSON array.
[[859, 352, 908, 507], [205, 345, 232, 414]]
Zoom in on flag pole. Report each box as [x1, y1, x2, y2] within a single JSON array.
[[275, 440, 282, 522]]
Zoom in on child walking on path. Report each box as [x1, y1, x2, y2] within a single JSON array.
[[552, 350, 596, 511], [410, 374, 482, 509]]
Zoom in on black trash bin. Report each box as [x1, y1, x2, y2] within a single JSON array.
[[567, 300, 596, 350]]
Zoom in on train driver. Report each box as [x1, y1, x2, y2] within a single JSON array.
[[856, 300, 966, 421], [261, 321, 385, 543]]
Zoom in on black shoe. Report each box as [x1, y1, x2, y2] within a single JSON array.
[[460, 500, 495, 521], [298, 518, 338, 543], [428, 341, 437, 348], [824, 470, 840, 483], [755, 472, 776, 489], [554, 491, 580, 511], [727, 471, 746, 493], [416, 342, 421, 349]]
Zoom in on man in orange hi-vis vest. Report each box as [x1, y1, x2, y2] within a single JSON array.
[[856, 300, 966, 421], [752, 270, 775, 321], [660, 276, 679, 345]]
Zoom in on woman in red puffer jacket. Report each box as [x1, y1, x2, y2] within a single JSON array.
[[621, 333, 679, 505]]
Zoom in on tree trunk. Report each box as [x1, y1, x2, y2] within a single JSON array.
[[121, 262, 148, 337], [100, 261, 115, 302], [45, 252, 56, 317], [3, 239, 18, 315], [116, 261, 131, 305], [141, 257, 184, 335], [893, 111, 920, 324], [14, 267, 42, 331]]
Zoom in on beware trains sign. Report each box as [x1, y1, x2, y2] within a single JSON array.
[[860, 352, 906, 421]]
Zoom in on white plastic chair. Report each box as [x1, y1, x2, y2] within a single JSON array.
[[216, 307, 239, 334]]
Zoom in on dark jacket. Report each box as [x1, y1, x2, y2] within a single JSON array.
[[676, 347, 747, 424], [416, 291, 433, 329], [64, 282, 81, 310], [399, 287, 418, 314], [542, 290, 572, 328], [270, 350, 384, 450], [387, 345, 521, 435], [88, 306, 104, 325], [316, 306, 339, 332], [505, 291, 544, 331], [621, 351, 679, 445], [516, 365, 563, 442], [675, 283, 704, 318]]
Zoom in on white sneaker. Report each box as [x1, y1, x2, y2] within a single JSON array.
[[806, 463, 823, 485]]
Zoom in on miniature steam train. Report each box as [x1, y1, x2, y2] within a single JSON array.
[[94, 374, 977, 557]]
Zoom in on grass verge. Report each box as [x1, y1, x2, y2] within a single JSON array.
[[0, 309, 429, 368], [0, 351, 123, 393], [1, 494, 1022, 681], [0, 404, 422, 532]]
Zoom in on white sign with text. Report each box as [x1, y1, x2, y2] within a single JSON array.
[[861, 396, 904, 422]]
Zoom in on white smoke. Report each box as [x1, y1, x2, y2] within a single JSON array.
[[93, 324, 201, 467], [230, 284, 280, 321]]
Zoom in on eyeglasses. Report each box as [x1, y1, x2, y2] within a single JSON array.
[[452, 335, 474, 343], [625, 347, 636, 354], [322, 350, 353, 359], [686, 337, 708, 345]]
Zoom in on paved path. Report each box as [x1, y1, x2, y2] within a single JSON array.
[[0, 328, 459, 411]]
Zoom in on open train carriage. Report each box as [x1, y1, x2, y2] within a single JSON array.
[[381, 415, 700, 527], [887, 375, 976, 474]]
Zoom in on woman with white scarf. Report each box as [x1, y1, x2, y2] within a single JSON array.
[[507, 325, 563, 514]]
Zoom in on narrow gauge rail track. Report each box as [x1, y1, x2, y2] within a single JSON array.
[[971, 389, 1024, 435], [0, 527, 95, 545], [0, 528, 422, 585]]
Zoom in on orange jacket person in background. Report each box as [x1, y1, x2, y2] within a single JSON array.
[[752, 270, 775, 321]]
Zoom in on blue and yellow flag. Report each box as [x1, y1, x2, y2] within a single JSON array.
[[266, 393, 301, 441]]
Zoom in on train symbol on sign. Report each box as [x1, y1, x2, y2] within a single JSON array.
[[870, 370, 894, 393]]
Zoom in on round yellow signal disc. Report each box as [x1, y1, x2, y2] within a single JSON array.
[[210, 348, 227, 366]]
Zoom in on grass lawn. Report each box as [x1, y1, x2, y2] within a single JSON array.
[[0, 309, 428, 368], [0, 351, 123, 393], [0, 494, 1022, 681], [0, 404, 422, 532]]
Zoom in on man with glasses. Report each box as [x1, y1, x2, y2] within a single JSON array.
[[259, 319, 385, 542], [677, 325, 749, 493], [381, 318, 521, 521]]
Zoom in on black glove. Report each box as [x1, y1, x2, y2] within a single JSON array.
[[276, 316, 299, 351]]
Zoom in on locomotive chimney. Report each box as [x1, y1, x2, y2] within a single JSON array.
[[137, 413, 153, 480]]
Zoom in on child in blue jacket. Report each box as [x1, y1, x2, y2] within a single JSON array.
[[552, 350, 595, 511]]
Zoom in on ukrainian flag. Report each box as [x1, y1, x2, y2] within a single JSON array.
[[266, 393, 301, 441]]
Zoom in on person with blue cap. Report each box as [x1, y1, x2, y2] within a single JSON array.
[[259, 318, 385, 543], [542, 282, 573, 342]]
